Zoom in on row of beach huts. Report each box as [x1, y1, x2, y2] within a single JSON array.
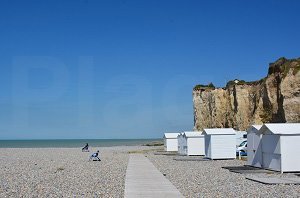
[[163, 123, 300, 173]]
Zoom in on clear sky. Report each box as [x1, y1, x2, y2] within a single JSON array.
[[0, 0, 299, 139]]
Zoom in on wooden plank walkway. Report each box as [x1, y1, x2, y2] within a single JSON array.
[[124, 154, 183, 198]]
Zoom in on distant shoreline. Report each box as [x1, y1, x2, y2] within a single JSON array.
[[0, 139, 162, 148]]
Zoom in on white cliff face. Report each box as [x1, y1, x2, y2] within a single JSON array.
[[193, 57, 300, 131], [281, 65, 300, 122]]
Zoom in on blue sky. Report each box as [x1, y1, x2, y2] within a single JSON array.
[[0, 0, 299, 139]]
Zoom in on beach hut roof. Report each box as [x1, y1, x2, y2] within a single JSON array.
[[183, 131, 204, 137], [164, 133, 180, 138], [247, 125, 263, 133], [203, 128, 236, 135], [259, 123, 300, 135], [177, 132, 184, 137]]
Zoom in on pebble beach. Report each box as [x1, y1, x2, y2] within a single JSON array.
[[147, 153, 300, 197], [1, 146, 300, 197], [0, 146, 142, 197]]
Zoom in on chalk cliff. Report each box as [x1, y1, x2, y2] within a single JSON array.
[[193, 57, 300, 131]]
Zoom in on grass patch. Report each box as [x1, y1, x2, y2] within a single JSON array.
[[54, 167, 65, 173], [142, 141, 164, 146], [193, 83, 215, 90], [56, 167, 65, 171], [236, 156, 247, 161], [293, 62, 300, 75], [128, 148, 162, 154]]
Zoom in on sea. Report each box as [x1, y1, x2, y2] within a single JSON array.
[[0, 139, 162, 148]]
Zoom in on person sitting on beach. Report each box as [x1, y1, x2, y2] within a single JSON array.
[[82, 143, 89, 152], [89, 150, 101, 161]]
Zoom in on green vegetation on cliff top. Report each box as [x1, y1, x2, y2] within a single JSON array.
[[194, 57, 299, 91], [193, 83, 215, 90], [268, 57, 300, 77]]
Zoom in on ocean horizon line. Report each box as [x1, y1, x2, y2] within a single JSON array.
[[0, 138, 162, 141], [0, 138, 162, 148]]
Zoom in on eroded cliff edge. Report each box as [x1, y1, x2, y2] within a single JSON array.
[[193, 57, 300, 131]]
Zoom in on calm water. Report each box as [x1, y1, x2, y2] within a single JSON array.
[[0, 139, 162, 148]]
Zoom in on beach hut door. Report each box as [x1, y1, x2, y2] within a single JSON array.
[[248, 132, 262, 167]]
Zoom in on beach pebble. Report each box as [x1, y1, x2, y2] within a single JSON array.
[[0, 147, 137, 197], [147, 153, 300, 197]]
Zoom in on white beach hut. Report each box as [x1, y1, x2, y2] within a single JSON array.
[[256, 123, 300, 173], [163, 133, 180, 152], [177, 133, 185, 155], [247, 125, 263, 167], [203, 128, 236, 159], [182, 131, 205, 156]]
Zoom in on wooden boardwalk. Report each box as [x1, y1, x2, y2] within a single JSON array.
[[124, 154, 183, 198]]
